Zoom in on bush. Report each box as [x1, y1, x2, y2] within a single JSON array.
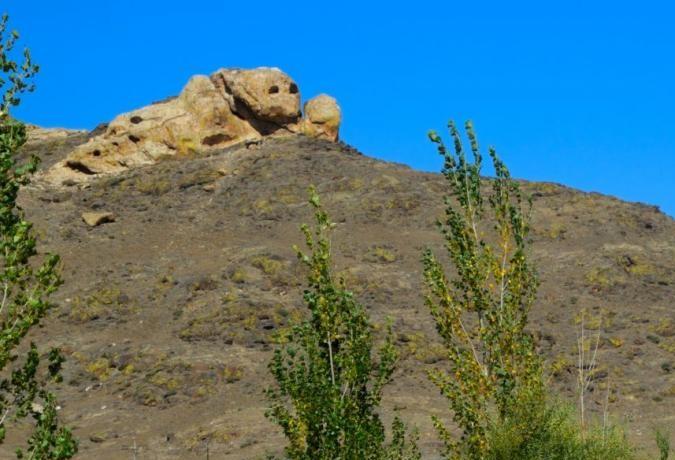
[[0, 13, 77, 459], [266, 187, 419, 460], [486, 402, 635, 460], [656, 429, 671, 460]]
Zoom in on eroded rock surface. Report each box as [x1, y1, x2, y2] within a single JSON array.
[[301, 94, 341, 141], [26, 125, 87, 145], [212, 68, 301, 126], [43, 67, 341, 184], [81, 211, 115, 227]]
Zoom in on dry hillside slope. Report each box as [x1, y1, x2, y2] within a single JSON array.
[[11, 129, 675, 458]]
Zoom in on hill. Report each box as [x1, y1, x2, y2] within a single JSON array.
[[12, 127, 675, 458]]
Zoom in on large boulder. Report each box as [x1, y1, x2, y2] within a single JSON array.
[[43, 67, 341, 184], [211, 68, 301, 127]]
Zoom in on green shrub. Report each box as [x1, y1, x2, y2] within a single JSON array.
[[266, 187, 419, 460], [656, 429, 671, 460], [0, 13, 77, 458], [486, 402, 635, 460]]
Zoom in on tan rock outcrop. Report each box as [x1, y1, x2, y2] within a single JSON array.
[[301, 94, 341, 142], [43, 67, 341, 184], [82, 212, 115, 227], [211, 68, 301, 126], [25, 125, 87, 145]]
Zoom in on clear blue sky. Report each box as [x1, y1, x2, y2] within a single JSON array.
[[5, 1, 674, 217]]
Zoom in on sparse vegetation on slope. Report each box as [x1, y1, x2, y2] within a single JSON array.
[[12, 102, 675, 458]]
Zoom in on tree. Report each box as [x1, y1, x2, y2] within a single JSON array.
[[0, 13, 77, 459], [267, 187, 419, 460], [422, 121, 544, 459]]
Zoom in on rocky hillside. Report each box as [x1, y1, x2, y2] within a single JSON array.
[[11, 125, 675, 459]]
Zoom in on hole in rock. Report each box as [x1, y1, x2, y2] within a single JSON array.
[[128, 135, 141, 143], [201, 133, 232, 146], [268, 85, 279, 94], [65, 161, 96, 175], [130, 116, 143, 124], [91, 150, 101, 157], [289, 83, 299, 94]]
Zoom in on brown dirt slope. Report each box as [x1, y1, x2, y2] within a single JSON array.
[[11, 132, 675, 458]]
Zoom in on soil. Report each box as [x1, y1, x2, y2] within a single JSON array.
[[9, 132, 675, 458]]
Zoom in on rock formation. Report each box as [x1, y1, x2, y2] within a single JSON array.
[[81, 211, 115, 227], [26, 125, 87, 145], [44, 67, 341, 184], [301, 94, 341, 142]]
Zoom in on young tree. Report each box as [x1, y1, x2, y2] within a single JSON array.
[[422, 121, 544, 459], [0, 13, 77, 459], [267, 187, 419, 460]]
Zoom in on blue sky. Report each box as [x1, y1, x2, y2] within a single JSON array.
[[5, 1, 674, 217]]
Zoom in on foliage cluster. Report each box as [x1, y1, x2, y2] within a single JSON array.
[[485, 402, 635, 460], [266, 187, 419, 460], [422, 121, 544, 458], [0, 13, 76, 459]]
